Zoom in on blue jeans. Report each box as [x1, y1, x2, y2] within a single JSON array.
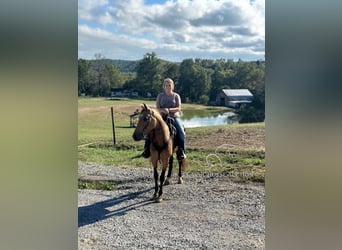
[[173, 117, 186, 152]]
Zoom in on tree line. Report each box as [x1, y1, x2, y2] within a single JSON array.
[[78, 52, 265, 122]]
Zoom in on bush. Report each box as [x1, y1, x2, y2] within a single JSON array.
[[237, 105, 265, 123], [199, 95, 209, 105]]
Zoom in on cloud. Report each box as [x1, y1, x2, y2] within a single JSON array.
[[78, 0, 265, 61], [78, 0, 111, 23]]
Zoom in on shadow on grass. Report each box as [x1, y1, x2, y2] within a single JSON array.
[[78, 187, 154, 228]]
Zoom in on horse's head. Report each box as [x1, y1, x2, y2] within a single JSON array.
[[132, 104, 157, 141]]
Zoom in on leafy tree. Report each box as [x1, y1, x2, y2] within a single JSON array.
[[163, 62, 180, 85], [78, 59, 95, 96], [191, 63, 212, 102], [178, 59, 195, 102], [135, 52, 163, 97], [88, 54, 126, 96], [93, 53, 107, 96], [199, 95, 209, 105], [209, 68, 235, 103], [105, 63, 123, 88], [236, 61, 265, 122]]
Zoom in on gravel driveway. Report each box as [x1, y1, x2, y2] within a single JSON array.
[[78, 162, 265, 249]]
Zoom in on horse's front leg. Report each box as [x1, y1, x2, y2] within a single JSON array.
[[153, 167, 159, 200], [156, 168, 166, 203], [151, 157, 159, 200], [155, 154, 168, 202]]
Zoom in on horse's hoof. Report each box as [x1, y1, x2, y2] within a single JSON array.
[[153, 193, 158, 200], [164, 177, 171, 185], [155, 196, 163, 203], [178, 177, 183, 184]]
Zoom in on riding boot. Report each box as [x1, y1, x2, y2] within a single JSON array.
[[142, 140, 151, 158]]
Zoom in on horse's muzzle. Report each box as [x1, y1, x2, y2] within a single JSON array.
[[132, 133, 142, 141]]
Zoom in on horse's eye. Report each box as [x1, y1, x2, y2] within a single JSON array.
[[143, 116, 150, 122]]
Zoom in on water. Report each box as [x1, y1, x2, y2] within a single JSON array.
[[181, 111, 238, 128]]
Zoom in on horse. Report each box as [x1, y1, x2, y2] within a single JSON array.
[[132, 103, 185, 203]]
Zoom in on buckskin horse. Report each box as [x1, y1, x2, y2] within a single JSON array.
[[132, 104, 185, 203]]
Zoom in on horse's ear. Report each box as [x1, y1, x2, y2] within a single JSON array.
[[143, 103, 149, 110]]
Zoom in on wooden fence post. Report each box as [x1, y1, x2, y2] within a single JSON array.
[[111, 107, 116, 146]]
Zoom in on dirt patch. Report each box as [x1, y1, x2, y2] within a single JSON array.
[[187, 125, 265, 151]]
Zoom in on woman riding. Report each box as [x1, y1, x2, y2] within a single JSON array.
[[142, 78, 187, 160]]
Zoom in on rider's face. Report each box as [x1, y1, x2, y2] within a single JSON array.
[[164, 82, 173, 92]]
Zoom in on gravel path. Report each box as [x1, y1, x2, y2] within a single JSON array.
[[78, 162, 265, 249]]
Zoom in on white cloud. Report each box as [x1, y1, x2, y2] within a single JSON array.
[[78, 0, 110, 22], [78, 0, 265, 61]]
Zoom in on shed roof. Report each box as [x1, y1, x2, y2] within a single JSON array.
[[222, 89, 253, 97]]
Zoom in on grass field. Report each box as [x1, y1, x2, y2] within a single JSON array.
[[78, 97, 265, 184]]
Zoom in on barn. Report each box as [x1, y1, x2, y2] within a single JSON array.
[[216, 89, 253, 108]]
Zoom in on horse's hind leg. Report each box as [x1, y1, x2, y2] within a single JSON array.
[[178, 159, 184, 184], [164, 155, 173, 185]]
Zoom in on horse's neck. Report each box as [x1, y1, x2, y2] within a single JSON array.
[[152, 117, 169, 146]]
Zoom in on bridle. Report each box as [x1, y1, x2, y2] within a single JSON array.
[[141, 111, 154, 138]]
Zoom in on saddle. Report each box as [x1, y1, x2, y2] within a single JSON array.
[[162, 115, 177, 138]]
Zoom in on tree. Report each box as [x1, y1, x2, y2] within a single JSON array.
[[78, 59, 94, 96], [163, 62, 180, 84], [105, 63, 122, 88], [191, 63, 212, 102], [135, 52, 163, 97], [209, 67, 235, 104], [178, 58, 212, 103], [178, 59, 195, 102], [93, 53, 106, 96], [236, 61, 265, 122], [88, 54, 126, 96]]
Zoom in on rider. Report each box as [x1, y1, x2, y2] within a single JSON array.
[[142, 78, 187, 160]]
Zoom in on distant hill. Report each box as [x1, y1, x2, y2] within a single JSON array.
[[86, 58, 179, 73], [88, 59, 140, 72], [109, 59, 140, 72]]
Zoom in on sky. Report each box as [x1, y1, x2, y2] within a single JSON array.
[[78, 0, 265, 62]]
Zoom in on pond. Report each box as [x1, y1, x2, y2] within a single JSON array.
[[181, 110, 239, 128]]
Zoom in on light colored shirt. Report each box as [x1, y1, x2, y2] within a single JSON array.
[[156, 92, 181, 118]]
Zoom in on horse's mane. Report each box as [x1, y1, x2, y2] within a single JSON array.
[[150, 108, 163, 122], [151, 108, 169, 130], [141, 104, 169, 134]]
